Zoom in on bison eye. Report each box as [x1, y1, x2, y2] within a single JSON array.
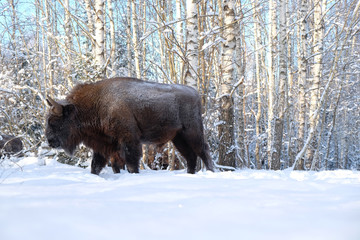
[[48, 118, 60, 129]]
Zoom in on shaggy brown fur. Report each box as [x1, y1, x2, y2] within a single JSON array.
[[0, 134, 23, 157], [46, 77, 214, 174]]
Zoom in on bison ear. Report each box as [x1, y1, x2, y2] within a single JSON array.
[[46, 96, 63, 116]]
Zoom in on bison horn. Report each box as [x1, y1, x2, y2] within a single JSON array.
[[46, 95, 63, 116]]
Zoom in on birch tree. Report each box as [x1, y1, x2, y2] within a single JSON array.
[[94, 0, 105, 75], [295, 0, 309, 170], [267, 0, 277, 169], [126, 0, 133, 76], [107, 0, 116, 77], [235, 1, 246, 168], [132, 0, 141, 78], [252, 0, 264, 169], [218, 0, 236, 168], [184, 0, 199, 89], [9, 0, 18, 66], [64, 0, 73, 87], [270, 0, 287, 170], [84, 0, 95, 56], [175, 0, 184, 83], [44, 0, 55, 95], [198, 0, 206, 101], [305, 0, 326, 169]]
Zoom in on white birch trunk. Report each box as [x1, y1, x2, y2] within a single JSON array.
[[295, 0, 308, 170], [185, 0, 198, 89], [94, 0, 105, 74], [218, 0, 236, 168], [45, 0, 54, 95], [235, 1, 246, 168], [41, 6, 48, 95], [286, 1, 295, 167], [64, 0, 73, 87], [84, 0, 95, 56], [126, 0, 133, 76], [157, 1, 166, 81], [141, 0, 146, 78], [267, 0, 277, 169], [10, 0, 18, 66], [305, 0, 326, 169], [271, 0, 287, 170], [107, 0, 116, 77], [132, 0, 141, 79], [199, 0, 206, 98], [252, 0, 263, 169]]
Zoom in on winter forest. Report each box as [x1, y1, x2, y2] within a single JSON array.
[[0, 0, 360, 171]]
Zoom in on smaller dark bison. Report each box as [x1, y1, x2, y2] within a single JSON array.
[[45, 77, 214, 175], [0, 134, 23, 157]]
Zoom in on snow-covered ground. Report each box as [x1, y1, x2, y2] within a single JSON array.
[[1, 157, 360, 240]]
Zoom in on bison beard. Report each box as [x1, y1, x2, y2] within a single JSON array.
[[45, 77, 214, 175]]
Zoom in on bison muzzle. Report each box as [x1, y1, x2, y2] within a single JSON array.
[[45, 78, 214, 175]]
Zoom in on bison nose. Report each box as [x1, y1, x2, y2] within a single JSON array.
[[48, 138, 60, 148]]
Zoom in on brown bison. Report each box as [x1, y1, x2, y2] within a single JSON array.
[[0, 134, 23, 157], [45, 77, 214, 175]]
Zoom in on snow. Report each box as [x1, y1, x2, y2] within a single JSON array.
[[1, 157, 360, 240]]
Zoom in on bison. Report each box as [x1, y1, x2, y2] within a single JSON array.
[[45, 77, 214, 175], [0, 134, 23, 158]]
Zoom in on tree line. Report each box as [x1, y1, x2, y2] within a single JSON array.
[[0, 0, 359, 170]]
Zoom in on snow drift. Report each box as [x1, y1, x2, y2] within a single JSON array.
[[1, 157, 360, 240]]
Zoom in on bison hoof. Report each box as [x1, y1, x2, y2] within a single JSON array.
[[91, 167, 102, 175], [127, 165, 139, 174]]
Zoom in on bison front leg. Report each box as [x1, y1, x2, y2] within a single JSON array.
[[91, 152, 107, 175], [124, 142, 141, 173]]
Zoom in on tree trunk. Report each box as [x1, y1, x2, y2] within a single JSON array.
[[126, 0, 133, 76], [64, 0, 73, 87], [218, 0, 236, 168], [252, 0, 263, 169], [45, 0, 54, 95], [198, 0, 206, 106], [175, 0, 184, 84], [94, 0, 105, 76], [294, 0, 309, 170], [286, 0, 295, 168], [267, 0, 277, 169], [270, 0, 287, 170], [306, 0, 325, 169], [132, 0, 141, 78], [185, 0, 199, 89], [141, 0, 147, 78], [235, 1, 246, 168], [107, 0, 116, 77], [84, 0, 95, 55]]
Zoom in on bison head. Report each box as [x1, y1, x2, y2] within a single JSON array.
[[45, 96, 79, 156]]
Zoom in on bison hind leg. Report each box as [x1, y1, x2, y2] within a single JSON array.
[[172, 132, 215, 173], [197, 142, 215, 172], [110, 152, 126, 174], [172, 133, 197, 174]]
